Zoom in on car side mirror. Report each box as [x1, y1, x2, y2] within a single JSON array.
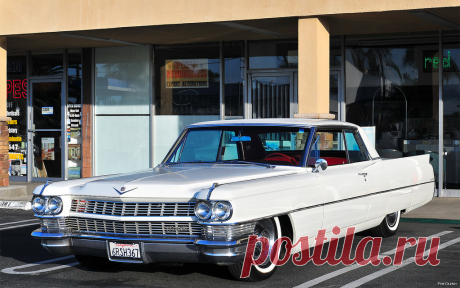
[[313, 159, 328, 173]]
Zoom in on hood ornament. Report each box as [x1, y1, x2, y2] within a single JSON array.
[[113, 186, 137, 195]]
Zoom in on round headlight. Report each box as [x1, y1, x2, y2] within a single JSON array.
[[195, 201, 212, 220], [213, 201, 232, 221], [48, 197, 63, 215], [32, 197, 46, 214]]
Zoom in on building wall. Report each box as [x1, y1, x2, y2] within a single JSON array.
[[0, 0, 458, 36]]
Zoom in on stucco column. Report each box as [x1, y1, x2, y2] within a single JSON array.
[[295, 18, 334, 119], [0, 37, 11, 186]]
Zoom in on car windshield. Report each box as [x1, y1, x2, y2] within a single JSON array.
[[165, 126, 310, 167]]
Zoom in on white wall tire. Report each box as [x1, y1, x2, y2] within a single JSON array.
[[228, 217, 282, 282], [370, 211, 401, 238]]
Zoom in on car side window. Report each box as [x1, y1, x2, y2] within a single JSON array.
[[308, 131, 348, 166], [344, 130, 369, 163]]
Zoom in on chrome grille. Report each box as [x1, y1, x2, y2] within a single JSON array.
[[66, 217, 201, 236], [70, 200, 195, 217], [39, 218, 67, 233], [202, 222, 256, 241]]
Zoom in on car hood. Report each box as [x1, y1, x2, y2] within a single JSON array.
[[37, 164, 300, 200]]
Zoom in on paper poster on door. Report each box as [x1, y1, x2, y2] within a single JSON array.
[[42, 107, 53, 115], [41, 138, 55, 160], [68, 144, 81, 161]]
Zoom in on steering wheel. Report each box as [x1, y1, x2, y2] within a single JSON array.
[[262, 153, 297, 165]]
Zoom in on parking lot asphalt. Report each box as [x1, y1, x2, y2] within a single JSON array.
[[0, 209, 459, 288]]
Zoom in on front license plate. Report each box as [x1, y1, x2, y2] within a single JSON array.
[[109, 242, 141, 260]]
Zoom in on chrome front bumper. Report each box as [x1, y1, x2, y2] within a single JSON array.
[[32, 230, 248, 265]]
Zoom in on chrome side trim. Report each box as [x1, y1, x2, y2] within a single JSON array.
[[198, 181, 436, 226]]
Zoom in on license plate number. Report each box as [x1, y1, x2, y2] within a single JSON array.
[[109, 242, 141, 259]]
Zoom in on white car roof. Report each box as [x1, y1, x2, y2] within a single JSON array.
[[188, 118, 359, 128]]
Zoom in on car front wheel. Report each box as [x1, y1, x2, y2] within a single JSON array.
[[370, 210, 401, 238], [228, 217, 282, 282]]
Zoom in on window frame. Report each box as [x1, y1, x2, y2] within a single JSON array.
[[307, 126, 372, 167]]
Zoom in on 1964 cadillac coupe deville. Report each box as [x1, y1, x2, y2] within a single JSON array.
[[31, 119, 434, 281]]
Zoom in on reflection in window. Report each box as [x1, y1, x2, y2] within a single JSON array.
[[224, 42, 244, 117], [249, 40, 298, 69], [95, 46, 150, 115], [31, 51, 63, 76], [345, 39, 441, 185], [443, 33, 460, 189]]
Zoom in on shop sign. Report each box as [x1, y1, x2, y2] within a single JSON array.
[[68, 167, 81, 178], [67, 104, 81, 131], [165, 59, 208, 88], [7, 76, 27, 176], [423, 50, 451, 72], [42, 107, 54, 115]]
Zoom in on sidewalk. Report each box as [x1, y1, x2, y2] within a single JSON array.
[[0, 181, 42, 210], [401, 197, 460, 223]]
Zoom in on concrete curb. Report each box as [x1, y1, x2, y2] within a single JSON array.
[[0, 185, 28, 199], [0, 200, 31, 210], [401, 218, 460, 225]]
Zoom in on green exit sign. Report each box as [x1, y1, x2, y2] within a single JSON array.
[[424, 50, 451, 72]]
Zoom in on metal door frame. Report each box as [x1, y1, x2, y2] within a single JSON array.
[[27, 78, 66, 182], [330, 68, 344, 121], [246, 70, 297, 119]]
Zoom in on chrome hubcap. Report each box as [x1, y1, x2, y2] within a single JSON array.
[[253, 220, 276, 267], [386, 212, 398, 227]]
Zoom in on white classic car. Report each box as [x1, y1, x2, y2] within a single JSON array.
[[31, 119, 434, 281]]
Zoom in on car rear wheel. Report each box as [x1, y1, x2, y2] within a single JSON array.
[[370, 210, 401, 238], [228, 217, 282, 282], [75, 255, 121, 271]]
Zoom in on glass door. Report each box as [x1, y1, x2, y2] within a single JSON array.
[[330, 70, 341, 120], [248, 73, 295, 119], [28, 80, 64, 180]]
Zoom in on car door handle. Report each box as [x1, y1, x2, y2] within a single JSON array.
[[358, 173, 367, 177]]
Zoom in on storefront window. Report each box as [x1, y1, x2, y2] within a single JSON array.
[[443, 32, 460, 190], [345, 36, 441, 186], [329, 73, 339, 119], [31, 51, 63, 76], [7, 53, 28, 177], [153, 44, 220, 165], [94, 45, 151, 176], [249, 40, 298, 69], [67, 50, 82, 179], [224, 42, 244, 117]]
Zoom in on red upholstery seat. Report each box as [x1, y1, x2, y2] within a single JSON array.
[[307, 157, 347, 166], [261, 153, 299, 166], [321, 157, 347, 165]]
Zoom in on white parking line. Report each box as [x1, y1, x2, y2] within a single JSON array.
[[0, 219, 37, 226], [1, 256, 79, 275], [0, 222, 40, 231], [293, 231, 453, 288], [341, 236, 460, 288]]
